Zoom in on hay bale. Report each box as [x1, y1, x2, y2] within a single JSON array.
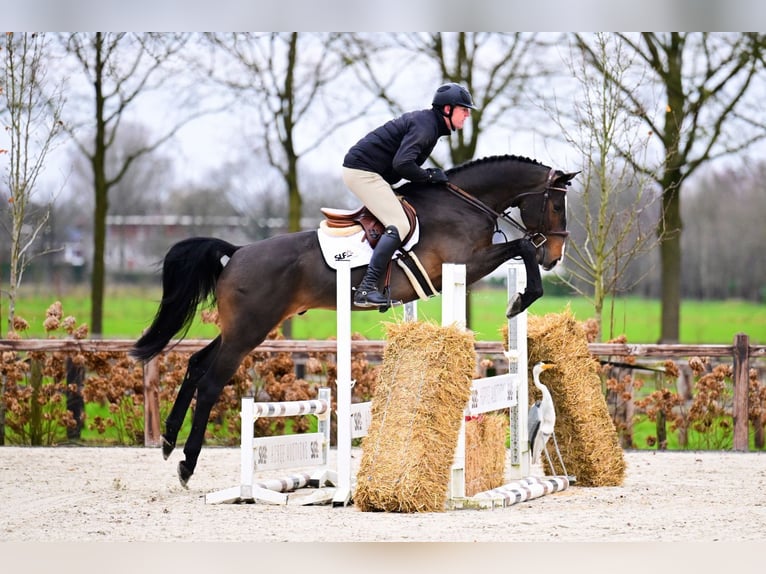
[[523, 309, 626, 486], [464, 414, 507, 496], [355, 321, 475, 512]]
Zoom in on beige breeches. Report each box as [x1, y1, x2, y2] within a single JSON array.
[[342, 167, 411, 238]]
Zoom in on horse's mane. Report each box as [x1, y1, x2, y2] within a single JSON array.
[[446, 154, 549, 175]]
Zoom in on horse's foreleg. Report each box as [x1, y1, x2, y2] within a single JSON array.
[[162, 338, 221, 461], [505, 239, 543, 318]]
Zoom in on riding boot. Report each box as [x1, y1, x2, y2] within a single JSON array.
[[354, 225, 401, 307]]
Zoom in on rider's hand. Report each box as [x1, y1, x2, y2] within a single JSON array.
[[426, 168, 449, 184]]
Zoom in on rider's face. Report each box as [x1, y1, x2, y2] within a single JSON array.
[[448, 105, 471, 130]]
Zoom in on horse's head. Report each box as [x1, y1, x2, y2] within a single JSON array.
[[514, 169, 577, 271]]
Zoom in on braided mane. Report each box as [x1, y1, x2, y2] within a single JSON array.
[[447, 154, 548, 175]]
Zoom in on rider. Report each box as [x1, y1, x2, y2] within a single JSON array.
[[342, 82, 477, 307]]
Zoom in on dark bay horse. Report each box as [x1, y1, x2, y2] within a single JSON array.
[[131, 154, 577, 486]]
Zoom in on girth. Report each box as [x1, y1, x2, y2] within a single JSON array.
[[320, 199, 417, 248]]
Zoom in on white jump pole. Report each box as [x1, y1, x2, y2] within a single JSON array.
[[443, 263, 468, 499], [332, 259, 354, 506], [507, 262, 530, 478]]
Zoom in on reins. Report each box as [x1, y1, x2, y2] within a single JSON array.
[[444, 167, 569, 248]]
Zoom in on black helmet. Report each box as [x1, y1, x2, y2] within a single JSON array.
[[432, 83, 477, 110]]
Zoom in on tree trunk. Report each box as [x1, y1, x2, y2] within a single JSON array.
[[659, 207, 681, 343], [30, 359, 43, 445], [90, 35, 108, 337]]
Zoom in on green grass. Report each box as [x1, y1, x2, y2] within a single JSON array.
[[4, 284, 765, 344], [630, 416, 766, 451], [292, 288, 766, 344]]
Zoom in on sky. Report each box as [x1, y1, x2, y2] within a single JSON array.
[[5, 0, 766, 31], [5, 2, 766, 196]]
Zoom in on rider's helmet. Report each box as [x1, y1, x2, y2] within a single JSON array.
[[432, 83, 478, 110]]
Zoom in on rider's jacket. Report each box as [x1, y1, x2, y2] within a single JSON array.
[[343, 108, 450, 185]]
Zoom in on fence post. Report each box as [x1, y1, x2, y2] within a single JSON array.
[[143, 357, 162, 447], [732, 332, 750, 452]]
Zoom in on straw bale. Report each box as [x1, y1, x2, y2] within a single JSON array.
[[522, 308, 626, 486], [464, 414, 507, 496], [355, 321, 475, 512]]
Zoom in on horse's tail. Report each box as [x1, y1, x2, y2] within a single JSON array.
[[130, 237, 241, 362]]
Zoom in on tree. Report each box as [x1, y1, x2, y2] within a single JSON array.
[[61, 32, 213, 336], [1, 32, 65, 333], [206, 33, 372, 234], [0, 32, 65, 445], [574, 32, 766, 342], [366, 33, 553, 166], [681, 164, 766, 301], [549, 34, 662, 341]]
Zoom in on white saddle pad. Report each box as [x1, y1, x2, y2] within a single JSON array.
[[316, 220, 420, 270]]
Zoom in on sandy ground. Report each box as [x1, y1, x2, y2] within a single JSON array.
[[1, 446, 765, 545]]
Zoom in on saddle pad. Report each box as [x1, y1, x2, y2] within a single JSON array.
[[316, 220, 420, 270]]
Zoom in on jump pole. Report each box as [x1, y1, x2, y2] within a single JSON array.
[[506, 261, 530, 478], [332, 258, 354, 506], [443, 263, 468, 499]]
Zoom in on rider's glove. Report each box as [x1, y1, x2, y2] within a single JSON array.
[[425, 168, 449, 184]]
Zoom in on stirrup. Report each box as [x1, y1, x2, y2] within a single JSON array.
[[353, 287, 388, 308]]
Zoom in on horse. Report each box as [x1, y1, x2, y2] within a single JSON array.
[[130, 154, 577, 486]]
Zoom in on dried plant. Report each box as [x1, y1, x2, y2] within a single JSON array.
[[2, 304, 381, 446]]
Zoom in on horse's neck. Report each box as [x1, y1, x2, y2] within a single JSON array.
[[459, 161, 548, 207]]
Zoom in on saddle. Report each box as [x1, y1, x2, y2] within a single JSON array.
[[320, 198, 417, 248]]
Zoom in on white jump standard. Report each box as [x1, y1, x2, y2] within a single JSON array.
[[443, 261, 570, 510], [204, 388, 336, 505]]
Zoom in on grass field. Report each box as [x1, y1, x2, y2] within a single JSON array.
[[4, 284, 765, 344]]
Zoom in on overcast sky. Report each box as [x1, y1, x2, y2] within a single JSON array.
[[5, 0, 766, 32]]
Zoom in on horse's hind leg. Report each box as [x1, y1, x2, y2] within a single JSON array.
[[162, 338, 221, 460], [176, 342, 249, 487]]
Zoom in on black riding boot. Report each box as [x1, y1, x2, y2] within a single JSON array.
[[354, 225, 401, 308]]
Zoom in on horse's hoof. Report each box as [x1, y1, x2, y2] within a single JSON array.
[[177, 461, 193, 488], [161, 435, 175, 460], [506, 293, 523, 318]]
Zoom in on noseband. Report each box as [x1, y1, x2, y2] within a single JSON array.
[[445, 168, 569, 247]]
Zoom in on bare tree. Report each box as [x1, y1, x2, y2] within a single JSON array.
[[64, 121, 173, 218], [0, 32, 65, 445], [549, 34, 662, 341], [60, 32, 218, 335], [682, 164, 766, 300], [1, 32, 65, 333], [205, 33, 374, 234], [363, 33, 553, 166], [574, 32, 766, 342]]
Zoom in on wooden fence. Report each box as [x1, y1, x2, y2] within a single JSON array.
[[1, 333, 764, 450]]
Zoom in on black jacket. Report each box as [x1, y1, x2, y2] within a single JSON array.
[[343, 108, 450, 185]]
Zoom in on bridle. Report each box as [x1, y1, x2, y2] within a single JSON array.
[[445, 168, 569, 248]]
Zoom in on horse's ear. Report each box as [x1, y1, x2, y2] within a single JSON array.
[[558, 170, 580, 186]]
